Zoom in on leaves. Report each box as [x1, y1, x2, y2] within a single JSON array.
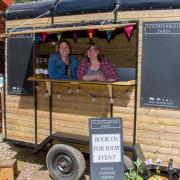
[[125, 157, 164, 180], [136, 175, 143, 180], [125, 158, 144, 180]]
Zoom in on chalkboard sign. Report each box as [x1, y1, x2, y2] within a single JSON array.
[[141, 22, 180, 109], [7, 35, 33, 95], [89, 118, 124, 180]]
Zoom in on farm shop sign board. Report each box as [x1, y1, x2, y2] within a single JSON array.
[[89, 118, 124, 180], [141, 21, 180, 109]]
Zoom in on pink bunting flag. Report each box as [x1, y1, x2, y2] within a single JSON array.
[[41, 32, 47, 43], [124, 25, 134, 40], [88, 29, 95, 40]]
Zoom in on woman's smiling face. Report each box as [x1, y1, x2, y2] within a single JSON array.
[[87, 46, 99, 60], [58, 42, 70, 58]]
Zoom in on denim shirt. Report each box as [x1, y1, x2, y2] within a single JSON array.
[[48, 53, 78, 80]]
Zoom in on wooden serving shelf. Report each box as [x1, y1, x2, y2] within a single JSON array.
[[28, 77, 135, 97]]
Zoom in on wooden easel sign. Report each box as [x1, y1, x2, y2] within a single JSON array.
[[89, 118, 124, 180]]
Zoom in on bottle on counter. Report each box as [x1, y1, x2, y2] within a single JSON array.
[[39, 58, 44, 79], [43, 57, 49, 79], [0, 73, 4, 89], [34, 57, 41, 79]]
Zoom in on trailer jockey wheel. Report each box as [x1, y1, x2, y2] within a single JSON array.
[[46, 144, 86, 180]]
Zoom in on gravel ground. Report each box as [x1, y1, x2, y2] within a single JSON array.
[[1, 134, 178, 180], [0, 134, 89, 180]]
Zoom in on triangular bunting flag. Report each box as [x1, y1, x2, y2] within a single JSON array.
[[35, 35, 42, 44], [72, 31, 78, 42], [57, 33, 62, 41], [124, 25, 134, 40], [41, 32, 47, 43], [106, 30, 112, 41], [88, 29, 95, 40]]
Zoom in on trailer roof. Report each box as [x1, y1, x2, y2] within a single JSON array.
[[5, 0, 180, 21]]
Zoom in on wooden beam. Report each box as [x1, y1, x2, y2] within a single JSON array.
[[45, 80, 51, 96], [3, 22, 136, 37]]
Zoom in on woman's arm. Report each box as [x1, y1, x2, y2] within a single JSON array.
[[77, 60, 88, 80], [70, 56, 78, 80], [101, 60, 119, 81], [48, 55, 59, 79], [82, 74, 105, 81], [48, 54, 69, 79]]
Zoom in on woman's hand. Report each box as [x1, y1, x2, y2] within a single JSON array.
[[82, 74, 105, 81], [106, 78, 115, 82], [95, 74, 105, 81]]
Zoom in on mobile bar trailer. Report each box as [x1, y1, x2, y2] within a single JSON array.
[[1, 0, 180, 179]]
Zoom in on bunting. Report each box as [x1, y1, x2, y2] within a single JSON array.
[[106, 30, 112, 41], [124, 25, 134, 40], [57, 33, 62, 41], [41, 32, 47, 43], [72, 31, 78, 42], [88, 29, 95, 40]]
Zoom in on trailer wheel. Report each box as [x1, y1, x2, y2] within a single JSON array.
[[46, 144, 86, 180], [124, 155, 134, 171]]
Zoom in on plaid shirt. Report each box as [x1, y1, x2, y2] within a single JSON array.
[[77, 58, 119, 81]]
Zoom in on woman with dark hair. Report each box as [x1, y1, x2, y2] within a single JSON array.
[[48, 40, 78, 80], [77, 43, 118, 81]]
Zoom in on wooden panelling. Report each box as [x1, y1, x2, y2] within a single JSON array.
[[5, 81, 134, 146], [38, 29, 137, 68], [0, 94, 1, 132], [4, 9, 180, 168]]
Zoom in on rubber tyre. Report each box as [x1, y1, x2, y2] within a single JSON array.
[[46, 144, 86, 180], [124, 155, 134, 171]]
